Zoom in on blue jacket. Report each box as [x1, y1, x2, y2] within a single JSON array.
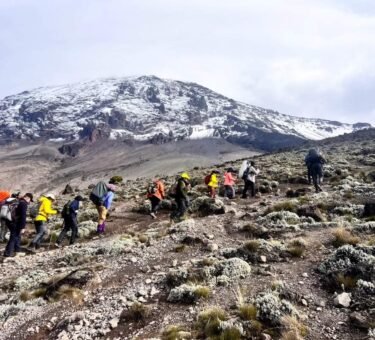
[[103, 192, 114, 209]]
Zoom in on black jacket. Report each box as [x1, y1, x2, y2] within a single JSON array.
[[7, 199, 28, 229], [176, 178, 189, 200]]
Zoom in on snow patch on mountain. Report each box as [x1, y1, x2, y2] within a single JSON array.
[[0, 76, 371, 147]]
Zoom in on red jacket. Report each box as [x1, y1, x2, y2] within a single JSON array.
[[0, 191, 10, 202]]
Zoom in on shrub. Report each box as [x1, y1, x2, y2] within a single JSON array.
[[335, 273, 358, 290], [281, 315, 308, 337], [266, 201, 298, 214], [162, 325, 191, 340], [287, 239, 307, 258], [109, 175, 123, 184], [332, 228, 360, 248]]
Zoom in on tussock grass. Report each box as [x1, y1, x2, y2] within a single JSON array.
[[121, 302, 151, 322], [265, 201, 298, 214], [249, 320, 264, 335], [197, 307, 228, 337], [138, 234, 149, 243], [243, 240, 261, 253], [287, 239, 307, 258], [194, 286, 211, 299], [200, 258, 217, 267], [53, 285, 84, 304], [281, 316, 308, 339], [332, 228, 360, 247], [238, 304, 257, 321], [174, 244, 187, 253], [335, 273, 358, 290], [162, 325, 191, 340]]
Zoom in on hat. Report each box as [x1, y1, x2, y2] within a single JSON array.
[[24, 193, 34, 202], [45, 193, 56, 200], [181, 172, 190, 180], [75, 195, 84, 201], [11, 191, 21, 198]]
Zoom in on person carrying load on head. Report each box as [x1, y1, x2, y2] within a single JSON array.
[[90, 181, 117, 234], [3, 193, 33, 257], [29, 193, 57, 250], [55, 195, 84, 247], [147, 178, 165, 219]]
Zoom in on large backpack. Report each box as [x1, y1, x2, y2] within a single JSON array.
[[242, 166, 250, 180], [29, 202, 41, 219], [147, 182, 158, 195], [238, 161, 248, 180], [0, 198, 19, 222], [90, 181, 109, 206], [204, 175, 211, 185], [168, 180, 179, 198], [61, 200, 72, 218]]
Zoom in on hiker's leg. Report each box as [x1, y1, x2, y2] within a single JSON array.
[[250, 181, 256, 197], [242, 180, 249, 198], [32, 221, 46, 246], [0, 219, 7, 242], [97, 206, 107, 225], [150, 196, 161, 213], [14, 227, 22, 252], [307, 166, 312, 184], [231, 186, 235, 199], [56, 225, 68, 244], [70, 218, 78, 245], [4, 224, 16, 256], [312, 174, 319, 192], [180, 198, 188, 218]]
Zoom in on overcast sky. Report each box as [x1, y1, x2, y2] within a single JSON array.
[[1, 0, 374, 124]]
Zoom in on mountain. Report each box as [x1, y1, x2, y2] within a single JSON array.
[[0, 75, 371, 151]]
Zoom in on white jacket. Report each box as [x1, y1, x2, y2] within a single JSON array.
[[246, 166, 260, 182]]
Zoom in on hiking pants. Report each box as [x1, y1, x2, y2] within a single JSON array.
[[242, 180, 255, 198], [0, 218, 7, 242], [4, 223, 22, 256], [208, 186, 216, 199], [96, 205, 108, 225], [171, 197, 188, 219], [311, 163, 323, 192], [149, 196, 161, 214], [57, 216, 78, 245], [307, 165, 312, 184], [224, 185, 235, 199], [32, 221, 46, 247]]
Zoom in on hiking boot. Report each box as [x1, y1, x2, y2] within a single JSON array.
[[150, 212, 157, 219], [55, 243, 61, 248]]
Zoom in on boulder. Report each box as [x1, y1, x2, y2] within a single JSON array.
[[333, 292, 351, 308]]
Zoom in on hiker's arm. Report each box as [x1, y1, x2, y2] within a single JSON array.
[[17, 202, 28, 229], [44, 201, 57, 215], [70, 200, 79, 214], [104, 192, 114, 209]]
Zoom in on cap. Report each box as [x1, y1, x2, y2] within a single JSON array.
[[181, 172, 190, 180], [11, 191, 21, 198], [46, 193, 56, 200], [24, 193, 34, 202]]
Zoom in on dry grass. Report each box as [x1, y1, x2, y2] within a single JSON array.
[[249, 320, 264, 335], [238, 304, 257, 321], [121, 302, 151, 322], [335, 273, 358, 290], [266, 201, 298, 214], [197, 307, 228, 337], [174, 244, 187, 253], [243, 240, 261, 253], [138, 234, 149, 243], [287, 239, 307, 258], [281, 315, 308, 339], [200, 258, 217, 267], [332, 228, 360, 247], [194, 286, 211, 299], [162, 325, 191, 340], [53, 285, 85, 304]]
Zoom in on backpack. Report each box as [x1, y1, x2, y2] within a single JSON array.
[[147, 182, 158, 195], [168, 181, 178, 198], [90, 181, 109, 206], [204, 175, 211, 185], [0, 198, 19, 222], [29, 202, 41, 219], [242, 167, 250, 180], [238, 160, 248, 179], [61, 200, 72, 218]]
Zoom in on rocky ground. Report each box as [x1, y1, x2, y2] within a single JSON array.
[[0, 132, 374, 340]]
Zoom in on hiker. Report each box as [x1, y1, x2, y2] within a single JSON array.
[[147, 179, 165, 219], [90, 182, 116, 234], [3, 193, 33, 257], [0, 191, 21, 242], [170, 172, 190, 222], [29, 193, 58, 250], [224, 168, 236, 199], [241, 161, 260, 198], [305, 149, 326, 192], [207, 170, 219, 199], [55, 195, 84, 247]]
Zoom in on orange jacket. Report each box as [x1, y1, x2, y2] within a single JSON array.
[[147, 180, 165, 200], [0, 191, 10, 202]]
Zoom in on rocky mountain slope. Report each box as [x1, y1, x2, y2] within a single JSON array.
[[0, 76, 371, 151], [0, 129, 374, 340]]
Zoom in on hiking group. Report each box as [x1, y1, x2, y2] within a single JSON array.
[[0, 150, 324, 257]]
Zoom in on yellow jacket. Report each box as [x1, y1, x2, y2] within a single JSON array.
[[35, 196, 57, 222], [208, 174, 219, 188]]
